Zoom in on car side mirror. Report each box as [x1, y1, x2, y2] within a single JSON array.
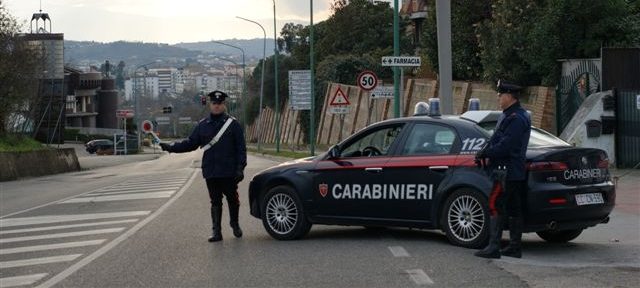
[[328, 145, 340, 159]]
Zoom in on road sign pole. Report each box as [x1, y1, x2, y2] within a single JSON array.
[[310, 0, 315, 156], [124, 117, 127, 155], [436, 0, 453, 114], [393, 0, 400, 118]]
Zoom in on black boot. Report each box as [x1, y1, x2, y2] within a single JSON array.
[[229, 204, 243, 238], [208, 206, 223, 242], [475, 216, 502, 259], [501, 217, 522, 258]]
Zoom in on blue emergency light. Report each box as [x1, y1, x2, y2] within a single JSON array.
[[428, 98, 441, 116], [468, 98, 480, 111]]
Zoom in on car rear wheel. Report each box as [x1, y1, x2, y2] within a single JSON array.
[[536, 229, 583, 243], [441, 188, 489, 248], [261, 185, 311, 240]]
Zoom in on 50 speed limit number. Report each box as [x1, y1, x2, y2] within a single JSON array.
[[357, 71, 378, 91]]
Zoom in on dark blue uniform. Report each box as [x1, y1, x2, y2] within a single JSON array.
[[485, 102, 531, 181], [475, 80, 531, 259], [169, 113, 247, 179], [161, 90, 246, 242]]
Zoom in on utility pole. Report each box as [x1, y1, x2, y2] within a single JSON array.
[[393, 0, 400, 118], [236, 17, 266, 152], [273, 0, 280, 152], [310, 0, 316, 156]]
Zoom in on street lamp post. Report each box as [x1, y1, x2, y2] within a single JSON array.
[[393, 0, 400, 118], [211, 40, 247, 129], [236, 16, 266, 152], [273, 0, 280, 153], [310, 0, 316, 156]]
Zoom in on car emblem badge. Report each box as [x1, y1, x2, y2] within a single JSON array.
[[581, 156, 588, 166], [319, 183, 328, 198]]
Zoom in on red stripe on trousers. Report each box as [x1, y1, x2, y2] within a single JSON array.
[[488, 181, 503, 217]]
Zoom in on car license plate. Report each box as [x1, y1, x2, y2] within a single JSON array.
[[575, 193, 604, 206]]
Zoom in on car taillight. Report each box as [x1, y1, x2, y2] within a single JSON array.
[[549, 198, 567, 205], [527, 161, 568, 171], [597, 159, 609, 169]]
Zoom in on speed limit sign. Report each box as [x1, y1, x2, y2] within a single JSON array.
[[357, 70, 378, 91]]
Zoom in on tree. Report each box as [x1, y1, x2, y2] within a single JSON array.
[[524, 0, 640, 85], [0, 3, 43, 135]]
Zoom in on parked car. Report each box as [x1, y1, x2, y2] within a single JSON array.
[[248, 110, 615, 248], [85, 139, 114, 154]]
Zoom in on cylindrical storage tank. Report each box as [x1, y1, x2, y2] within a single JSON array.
[[97, 78, 118, 129]]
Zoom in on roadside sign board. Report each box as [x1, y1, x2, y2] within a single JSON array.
[[381, 56, 422, 67], [329, 87, 350, 114], [289, 70, 312, 110], [357, 71, 378, 91], [370, 85, 394, 98], [178, 117, 192, 124], [155, 116, 170, 125], [116, 109, 134, 118]]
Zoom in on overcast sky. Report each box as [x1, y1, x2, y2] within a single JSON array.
[[4, 0, 335, 43]]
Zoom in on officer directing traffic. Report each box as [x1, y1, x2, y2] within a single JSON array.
[[475, 80, 531, 259], [160, 90, 247, 242]]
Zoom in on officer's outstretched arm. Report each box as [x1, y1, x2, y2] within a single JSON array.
[[168, 125, 202, 153], [485, 116, 526, 158]]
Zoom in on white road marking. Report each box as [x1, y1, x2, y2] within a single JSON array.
[[0, 273, 49, 287], [59, 192, 174, 203], [0, 219, 138, 235], [406, 269, 434, 285], [388, 246, 410, 257], [85, 189, 178, 197], [0, 228, 125, 243], [97, 183, 183, 191], [0, 254, 82, 269], [108, 178, 187, 185], [36, 170, 198, 288], [119, 178, 188, 185], [0, 211, 150, 227], [0, 240, 106, 255]]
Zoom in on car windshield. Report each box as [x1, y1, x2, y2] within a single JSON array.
[[477, 122, 571, 148]]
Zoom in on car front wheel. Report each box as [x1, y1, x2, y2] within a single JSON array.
[[441, 188, 489, 248], [261, 185, 311, 240]]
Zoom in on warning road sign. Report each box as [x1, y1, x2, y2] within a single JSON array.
[[329, 87, 350, 114], [329, 87, 350, 106]]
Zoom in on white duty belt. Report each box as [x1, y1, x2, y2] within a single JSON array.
[[202, 118, 234, 152]]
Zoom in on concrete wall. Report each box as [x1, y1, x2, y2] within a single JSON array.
[[559, 91, 616, 165], [245, 78, 557, 148], [0, 148, 80, 181]]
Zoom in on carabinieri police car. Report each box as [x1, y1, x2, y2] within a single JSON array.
[[248, 101, 615, 248]]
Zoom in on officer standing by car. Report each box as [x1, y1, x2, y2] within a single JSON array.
[[160, 90, 246, 242], [475, 80, 531, 259]]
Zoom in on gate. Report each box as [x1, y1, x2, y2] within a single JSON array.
[[615, 90, 640, 169], [556, 61, 601, 135]]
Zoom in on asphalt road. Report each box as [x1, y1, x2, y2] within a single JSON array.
[[0, 151, 638, 287]]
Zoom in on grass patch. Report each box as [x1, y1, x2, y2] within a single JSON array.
[[0, 134, 47, 152], [247, 148, 314, 159]]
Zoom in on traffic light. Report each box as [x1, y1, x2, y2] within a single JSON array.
[[201, 96, 207, 106], [162, 106, 172, 114]]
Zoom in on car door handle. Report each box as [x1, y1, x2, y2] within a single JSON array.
[[429, 166, 449, 171], [365, 167, 383, 173]]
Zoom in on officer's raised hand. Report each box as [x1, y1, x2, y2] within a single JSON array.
[[159, 142, 172, 152]]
